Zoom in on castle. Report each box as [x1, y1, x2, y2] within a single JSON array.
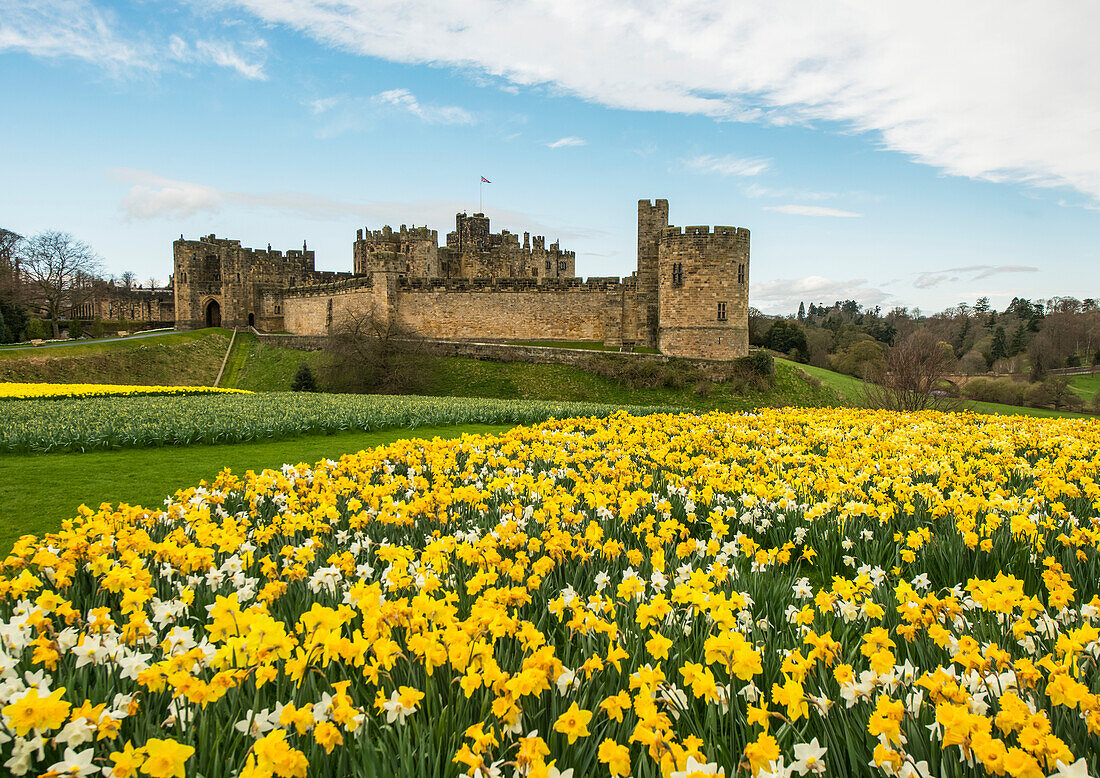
[[173, 199, 750, 359]]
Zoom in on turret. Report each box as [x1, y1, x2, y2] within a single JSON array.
[[656, 224, 750, 359], [637, 199, 669, 348]]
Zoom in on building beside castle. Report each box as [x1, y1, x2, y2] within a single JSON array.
[[173, 200, 750, 359]]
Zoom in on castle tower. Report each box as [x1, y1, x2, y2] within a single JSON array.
[[657, 225, 750, 359], [637, 199, 669, 348]]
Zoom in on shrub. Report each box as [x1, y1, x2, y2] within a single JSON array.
[[68, 319, 84, 339], [24, 318, 48, 340], [291, 362, 319, 392], [90, 319, 106, 338], [736, 350, 774, 377], [963, 377, 1028, 407], [1025, 376, 1084, 411]]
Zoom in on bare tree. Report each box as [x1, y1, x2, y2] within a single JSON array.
[[324, 310, 424, 394], [862, 330, 959, 412], [19, 231, 102, 338], [120, 271, 137, 291]]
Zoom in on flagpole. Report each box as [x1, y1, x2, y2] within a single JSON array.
[[479, 179, 483, 213]]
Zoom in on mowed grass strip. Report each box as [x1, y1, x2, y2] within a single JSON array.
[[0, 423, 513, 554]]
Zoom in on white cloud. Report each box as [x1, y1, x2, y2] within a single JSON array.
[[111, 168, 605, 241], [372, 88, 473, 124], [752, 275, 892, 314], [547, 136, 586, 149], [215, 0, 1100, 204], [1, 1, 267, 78], [308, 97, 339, 114], [764, 205, 863, 218], [681, 155, 769, 177], [914, 264, 1038, 289], [192, 39, 267, 80], [0, 0, 151, 72]]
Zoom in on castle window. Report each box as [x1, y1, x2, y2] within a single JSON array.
[[558, 260, 566, 271], [717, 302, 727, 321], [672, 262, 683, 287], [545, 261, 551, 271], [738, 264, 745, 284]]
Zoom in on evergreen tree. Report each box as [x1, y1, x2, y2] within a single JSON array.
[[291, 362, 319, 392], [797, 301, 805, 321], [0, 307, 6, 344], [990, 326, 1008, 362], [1009, 325, 1028, 357]]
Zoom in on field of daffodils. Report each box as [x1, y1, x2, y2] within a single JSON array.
[[2, 407, 1099, 777]]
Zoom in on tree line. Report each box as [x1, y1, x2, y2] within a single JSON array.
[[753, 296, 1100, 412]]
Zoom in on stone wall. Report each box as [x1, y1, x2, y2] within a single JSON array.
[[657, 226, 750, 359], [394, 287, 620, 343], [281, 277, 378, 335]]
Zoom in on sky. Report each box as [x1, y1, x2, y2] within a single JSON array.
[[2, 1, 1099, 315]]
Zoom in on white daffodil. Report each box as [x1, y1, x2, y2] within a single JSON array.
[[791, 738, 827, 775], [47, 747, 96, 777]]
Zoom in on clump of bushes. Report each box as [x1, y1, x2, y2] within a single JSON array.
[[963, 377, 1029, 406]]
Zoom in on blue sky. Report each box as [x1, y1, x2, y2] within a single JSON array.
[[2, 0, 1098, 314]]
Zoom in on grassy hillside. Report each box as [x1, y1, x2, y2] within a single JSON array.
[[777, 357, 1091, 419], [1071, 372, 1099, 401], [0, 328, 231, 385], [226, 340, 843, 410]]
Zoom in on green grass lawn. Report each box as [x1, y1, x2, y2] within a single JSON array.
[[1071, 372, 1099, 400], [0, 423, 512, 555]]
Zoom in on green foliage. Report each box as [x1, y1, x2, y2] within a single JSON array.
[[963, 377, 1029, 406], [1026, 376, 1085, 411], [834, 339, 885, 379], [990, 326, 1008, 362], [736, 350, 774, 376], [24, 318, 48, 340], [291, 362, 319, 392], [764, 319, 807, 356], [0, 302, 26, 343], [67, 319, 84, 339], [89, 319, 105, 338]]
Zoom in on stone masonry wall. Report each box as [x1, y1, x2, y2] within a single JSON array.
[[393, 288, 618, 342], [657, 226, 750, 359]]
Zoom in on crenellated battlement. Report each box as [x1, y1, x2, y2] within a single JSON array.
[[284, 275, 374, 298], [398, 276, 632, 293], [660, 225, 750, 240]]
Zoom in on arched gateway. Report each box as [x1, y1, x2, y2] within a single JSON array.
[[205, 299, 221, 328]]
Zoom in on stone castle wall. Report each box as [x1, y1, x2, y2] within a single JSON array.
[[394, 285, 634, 344], [657, 226, 750, 359], [173, 199, 750, 360]]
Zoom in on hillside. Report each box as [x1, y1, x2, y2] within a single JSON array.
[[0, 328, 844, 410], [0, 329, 231, 386], [776, 357, 1093, 419]]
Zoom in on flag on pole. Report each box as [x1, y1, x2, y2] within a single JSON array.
[[480, 176, 491, 183]]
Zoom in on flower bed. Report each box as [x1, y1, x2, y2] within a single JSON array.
[[1, 408, 1098, 777], [0, 382, 252, 400]]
